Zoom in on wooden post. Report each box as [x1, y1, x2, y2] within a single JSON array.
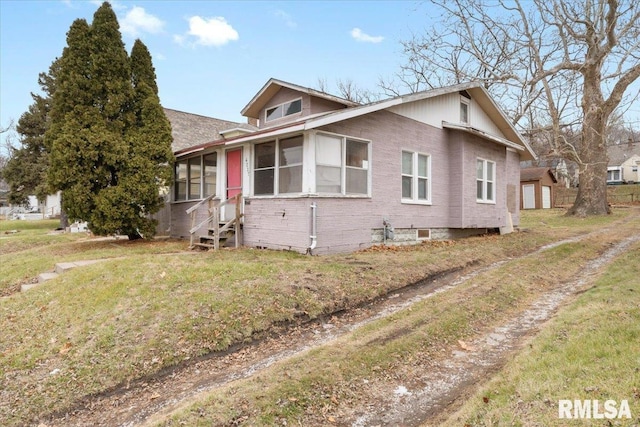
[[213, 204, 220, 250], [189, 210, 196, 249]]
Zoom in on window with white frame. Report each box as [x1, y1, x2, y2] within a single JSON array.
[[175, 160, 187, 200], [476, 158, 495, 203], [253, 136, 303, 196], [402, 151, 431, 203], [265, 99, 302, 123], [174, 152, 217, 201], [202, 153, 217, 197], [316, 133, 369, 195], [460, 98, 469, 124], [188, 157, 201, 199], [607, 169, 621, 181], [254, 141, 276, 195], [279, 136, 303, 193]]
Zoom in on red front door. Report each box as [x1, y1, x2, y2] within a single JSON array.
[[226, 148, 242, 199], [225, 149, 243, 221]]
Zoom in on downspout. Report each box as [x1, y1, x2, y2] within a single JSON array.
[[308, 202, 317, 254]]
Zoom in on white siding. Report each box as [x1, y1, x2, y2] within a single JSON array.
[[388, 93, 506, 140]]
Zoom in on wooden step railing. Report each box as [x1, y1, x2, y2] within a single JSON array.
[[186, 193, 243, 249]]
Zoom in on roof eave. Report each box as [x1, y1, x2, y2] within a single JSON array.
[[240, 78, 359, 119], [442, 121, 532, 157]]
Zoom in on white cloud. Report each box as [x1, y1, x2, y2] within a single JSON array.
[[120, 6, 164, 37], [178, 16, 239, 47], [350, 28, 384, 43], [274, 10, 297, 28]]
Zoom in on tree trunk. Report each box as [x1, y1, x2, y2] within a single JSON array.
[[567, 161, 610, 216], [59, 209, 69, 229], [566, 87, 610, 216]]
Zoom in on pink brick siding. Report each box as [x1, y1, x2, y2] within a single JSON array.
[[241, 110, 522, 254], [169, 110, 523, 254]]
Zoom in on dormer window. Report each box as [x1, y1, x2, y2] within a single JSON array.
[[265, 98, 302, 122]]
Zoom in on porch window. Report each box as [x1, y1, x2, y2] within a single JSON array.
[[402, 151, 430, 203], [174, 152, 217, 201], [188, 157, 201, 199], [254, 141, 276, 195], [278, 136, 303, 193], [253, 136, 304, 196], [265, 98, 302, 122], [346, 139, 368, 194], [316, 134, 342, 193], [175, 160, 188, 200], [203, 153, 217, 197], [316, 132, 370, 195], [476, 158, 495, 203]]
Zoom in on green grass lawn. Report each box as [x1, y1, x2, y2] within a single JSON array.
[[0, 209, 636, 425], [157, 237, 624, 426], [440, 241, 640, 426]]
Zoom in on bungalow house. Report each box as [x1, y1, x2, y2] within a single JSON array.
[[520, 167, 557, 209], [607, 139, 640, 184], [168, 78, 536, 254]]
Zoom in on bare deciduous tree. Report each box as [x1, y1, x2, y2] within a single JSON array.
[[387, 0, 640, 216], [316, 78, 381, 104]]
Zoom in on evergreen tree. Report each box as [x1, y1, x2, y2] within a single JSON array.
[[3, 97, 49, 205], [3, 60, 59, 205], [47, 18, 99, 221], [46, 2, 172, 239], [92, 40, 174, 239]]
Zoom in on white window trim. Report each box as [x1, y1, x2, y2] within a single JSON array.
[[314, 131, 371, 197], [606, 167, 622, 182], [251, 136, 304, 197], [401, 150, 432, 205], [264, 98, 303, 123], [476, 158, 496, 204], [173, 151, 219, 203]]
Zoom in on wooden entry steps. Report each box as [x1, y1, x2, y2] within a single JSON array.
[[192, 222, 240, 249], [187, 193, 243, 250]]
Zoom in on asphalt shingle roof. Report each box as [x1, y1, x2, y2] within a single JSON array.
[[608, 141, 640, 166], [520, 167, 557, 182], [163, 108, 257, 152]]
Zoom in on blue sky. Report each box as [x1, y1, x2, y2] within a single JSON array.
[[0, 0, 426, 151], [2, 0, 638, 155]]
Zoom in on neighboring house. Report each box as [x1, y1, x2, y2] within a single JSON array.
[[43, 191, 62, 217], [520, 167, 557, 209], [607, 140, 640, 184], [168, 78, 536, 254]]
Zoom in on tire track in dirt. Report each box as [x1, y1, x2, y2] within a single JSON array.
[[352, 232, 640, 427], [41, 209, 639, 427]]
